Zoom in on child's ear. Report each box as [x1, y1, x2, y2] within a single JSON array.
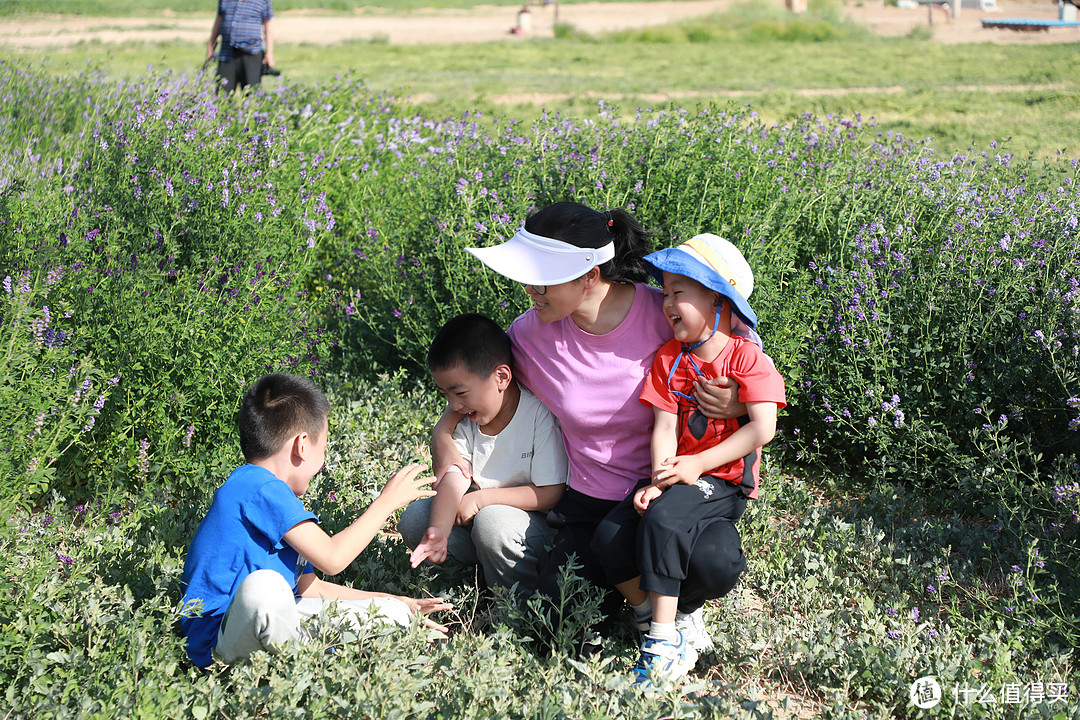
[[291, 432, 308, 464], [493, 364, 513, 390]]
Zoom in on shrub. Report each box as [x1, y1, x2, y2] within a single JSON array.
[[0, 270, 116, 498], [0, 63, 336, 502], [785, 155, 1080, 488], [314, 105, 905, 379]]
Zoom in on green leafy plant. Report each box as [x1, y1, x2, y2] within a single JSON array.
[[0, 271, 115, 500], [493, 557, 607, 658]]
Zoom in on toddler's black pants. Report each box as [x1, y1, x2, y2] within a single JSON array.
[[592, 476, 748, 614]]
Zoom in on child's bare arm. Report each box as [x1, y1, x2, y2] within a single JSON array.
[[652, 401, 778, 489], [297, 573, 452, 634], [455, 483, 564, 525], [431, 405, 469, 482], [409, 471, 470, 567], [650, 407, 679, 479], [284, 464, 434, 575], [430, 471, 472, 530], [298, 573, 389, 601], [634, 407, 678, 513]]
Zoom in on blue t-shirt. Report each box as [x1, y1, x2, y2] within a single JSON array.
[[217, 0, 273, 61], [179, 464, 316, 667]]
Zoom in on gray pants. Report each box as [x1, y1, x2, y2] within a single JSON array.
[[213, 569, 412, 664], [397, 498, 551, 593]]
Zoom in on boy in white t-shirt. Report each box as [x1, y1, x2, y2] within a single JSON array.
[[398, 313, 568, 592]]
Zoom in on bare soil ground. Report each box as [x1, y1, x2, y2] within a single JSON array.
[[0, 0, 1076, 49]]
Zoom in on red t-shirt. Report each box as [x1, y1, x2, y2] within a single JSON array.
[[640, 335, 786, 499]]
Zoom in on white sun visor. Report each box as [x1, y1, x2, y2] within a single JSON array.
[[466, 227, 615, 286]]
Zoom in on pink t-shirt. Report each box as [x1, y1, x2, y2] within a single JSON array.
[[507, 283, 673, 501]]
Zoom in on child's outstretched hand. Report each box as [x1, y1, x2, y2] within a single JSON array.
[[398, 595, 454, 635], [651, 455, 704, 488], [379, 464, 436, 512], [410, 526, 448, 567]]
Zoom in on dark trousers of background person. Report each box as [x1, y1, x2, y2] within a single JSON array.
[[217, 49, 262, 93], [592, 476, 748, 614]]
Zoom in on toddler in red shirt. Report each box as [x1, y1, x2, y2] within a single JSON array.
[[592, 233, 786, 688]]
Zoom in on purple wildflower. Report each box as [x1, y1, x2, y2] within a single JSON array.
[[137, 438, 150, 481]]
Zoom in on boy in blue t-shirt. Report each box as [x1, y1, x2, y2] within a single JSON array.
[[179, 373, 451, 668]]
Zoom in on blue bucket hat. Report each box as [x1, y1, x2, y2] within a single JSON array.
[[643, 233, 758, 329]]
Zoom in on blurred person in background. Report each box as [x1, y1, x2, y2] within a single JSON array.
[[206, 0, 275, 93]]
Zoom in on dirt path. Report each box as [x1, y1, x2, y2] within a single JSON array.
[[483, 82, 1069, 106], [0, 0, 1077, 49]]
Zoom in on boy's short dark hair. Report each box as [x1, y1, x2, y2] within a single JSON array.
[[427, 313, 512, 378], [237, 373, 330, 461]]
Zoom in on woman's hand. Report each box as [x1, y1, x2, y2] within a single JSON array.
[[694, 376, 746, 420]]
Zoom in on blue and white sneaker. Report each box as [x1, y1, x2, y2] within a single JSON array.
[[631, 631, 698, 688]]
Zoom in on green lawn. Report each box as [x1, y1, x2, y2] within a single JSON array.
[[9, 23, 1078, 159]]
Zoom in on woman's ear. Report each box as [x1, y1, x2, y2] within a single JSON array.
[[581, 266, 602, 289]]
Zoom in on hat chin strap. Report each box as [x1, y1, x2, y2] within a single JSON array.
[[665, 309, 722, 405], [685, 307, 722, 353]]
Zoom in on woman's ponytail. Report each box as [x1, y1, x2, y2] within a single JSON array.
[[603, 208, 652, 284], [524, 202, 654, 284]]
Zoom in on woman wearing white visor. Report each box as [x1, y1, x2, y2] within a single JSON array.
[[433, 202, 745, 653]]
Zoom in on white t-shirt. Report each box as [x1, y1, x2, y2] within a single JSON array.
[[450, 386, 569, 490]]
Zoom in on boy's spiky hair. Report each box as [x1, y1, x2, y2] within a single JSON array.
[[427, 313, 512, 378], [237, 373, 330, 461]]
